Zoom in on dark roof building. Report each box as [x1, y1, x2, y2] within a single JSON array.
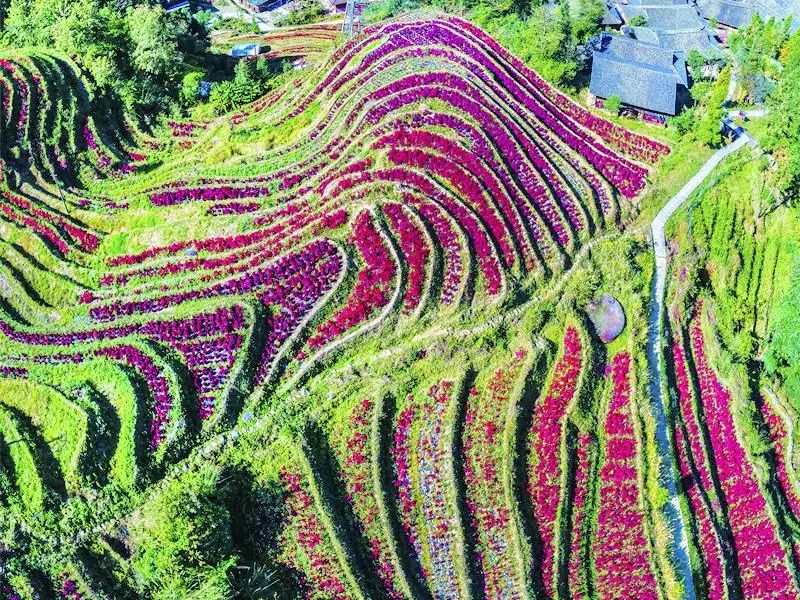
[[623, 0, 688, 6], [615, 3, 723, 53], [697, 0, 756, 27], [589, 32, 689, 115], [234, 0, 274, 13], [630, 26, 722, 54], [618, 3, 707, 29], [697, 0, 799, 30], [602, 5, 624, 25]]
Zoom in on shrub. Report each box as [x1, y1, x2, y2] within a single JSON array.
[[603, 94, 621, 115]]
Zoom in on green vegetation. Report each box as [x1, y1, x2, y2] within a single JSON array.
[[762, 30, 800, 203], [696, 66, 731, 147], [0, 0, 211, 111], [129, 466, 238, 599], [603, 93, 621, 115], [367, 0, 605, 87], [275, 0, 326, 27], [729, 14, 791, 103], [0, 0, 799, 598]]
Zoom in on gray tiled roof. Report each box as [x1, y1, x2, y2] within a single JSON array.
[[753, 0, 800, 29], [624, 0, 689, 6], [619, 4, 708, 31], [603, 6, 624, 24], [589, 33, 687, 114], [697, 0, 756, 26], [631, 26, 723, 54], [615, 1, 724, 53], [696, 0, 799, 29]]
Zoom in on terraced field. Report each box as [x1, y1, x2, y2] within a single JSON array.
[[1, 11, 799, 600]]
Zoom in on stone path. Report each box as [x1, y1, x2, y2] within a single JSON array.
[[646, 100, 755, 600]]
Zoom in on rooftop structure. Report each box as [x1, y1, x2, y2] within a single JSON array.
[[615, 2, 723, 53], [590, 32, 689, 114], [698, 0, 799, 29]]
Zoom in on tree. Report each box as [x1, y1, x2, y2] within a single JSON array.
[[181, 70, 205, 107], [0, 0, 10, 30], [687, 49, 706, 78], [696, 65, 731, 147], [475, 3, 578, 86], [628, 14, 647, 27], [766, 265, 800, 405], [1, 0, 36, 47], [126, 4, 185, 81], [570, 0, 605, 42], [763, 31, 800, 202]]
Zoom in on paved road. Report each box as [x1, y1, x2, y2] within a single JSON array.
[[646, 110, 753, 599]]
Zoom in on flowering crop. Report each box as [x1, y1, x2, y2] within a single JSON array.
[[277, 467, 356, 600], [416, 201, 462, 305], [392, 396, 421, 563], [672, 339, 725, 600], [384, 203, 430, 314], [95, 345, 173, 451], [567, 432, 592, 600], [593, 352, 659, 600], [527, 327, 582, 596], [416, 381, 462, 598], [689, 312, 797, 598], [1, 584, 21, 600], [463, 349, 527, 599], [760, 397, 800, 521], [332, 399, 405, 600], [58, 575, 82, 599], [307, 212, 394, 350], [392, 382, 464, 597]]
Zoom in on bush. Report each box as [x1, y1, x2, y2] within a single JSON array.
[[696, 65, 731, 147], [628, 14, 647, 26], [603, 94, 621, 115], [276, 1, 326, 27], [210, 60, 263, 114], [129, 466, 238, 598], [181, 70, 205, 107]]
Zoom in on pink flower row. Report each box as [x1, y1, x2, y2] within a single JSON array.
[[307, 212, 394, 350], [91, 240, 339, 321], [527, 327, 582, 597], [463, 349, 527, 599], [689, 311, 797, 598], [277, 467, 355, 600], [415, 381, 461, 597], [672, 339, 725, 600], [332, 398, 405, 600], [593, 352, 659, 600], [384, 203, 429, 314]]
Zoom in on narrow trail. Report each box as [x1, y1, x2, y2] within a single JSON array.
[[647, 77, 757, 599]]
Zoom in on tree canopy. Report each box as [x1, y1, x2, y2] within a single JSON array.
[[0, 0, 208, 110], [763, 31, 800, 203]]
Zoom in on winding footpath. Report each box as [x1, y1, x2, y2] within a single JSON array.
[[647, 87, 758, 599]]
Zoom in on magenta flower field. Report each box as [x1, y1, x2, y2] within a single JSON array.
[[1, 10, 796, 600]]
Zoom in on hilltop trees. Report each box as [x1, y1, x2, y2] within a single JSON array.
[[0, 0, 209, 110], [729, 14, 791, 102]]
